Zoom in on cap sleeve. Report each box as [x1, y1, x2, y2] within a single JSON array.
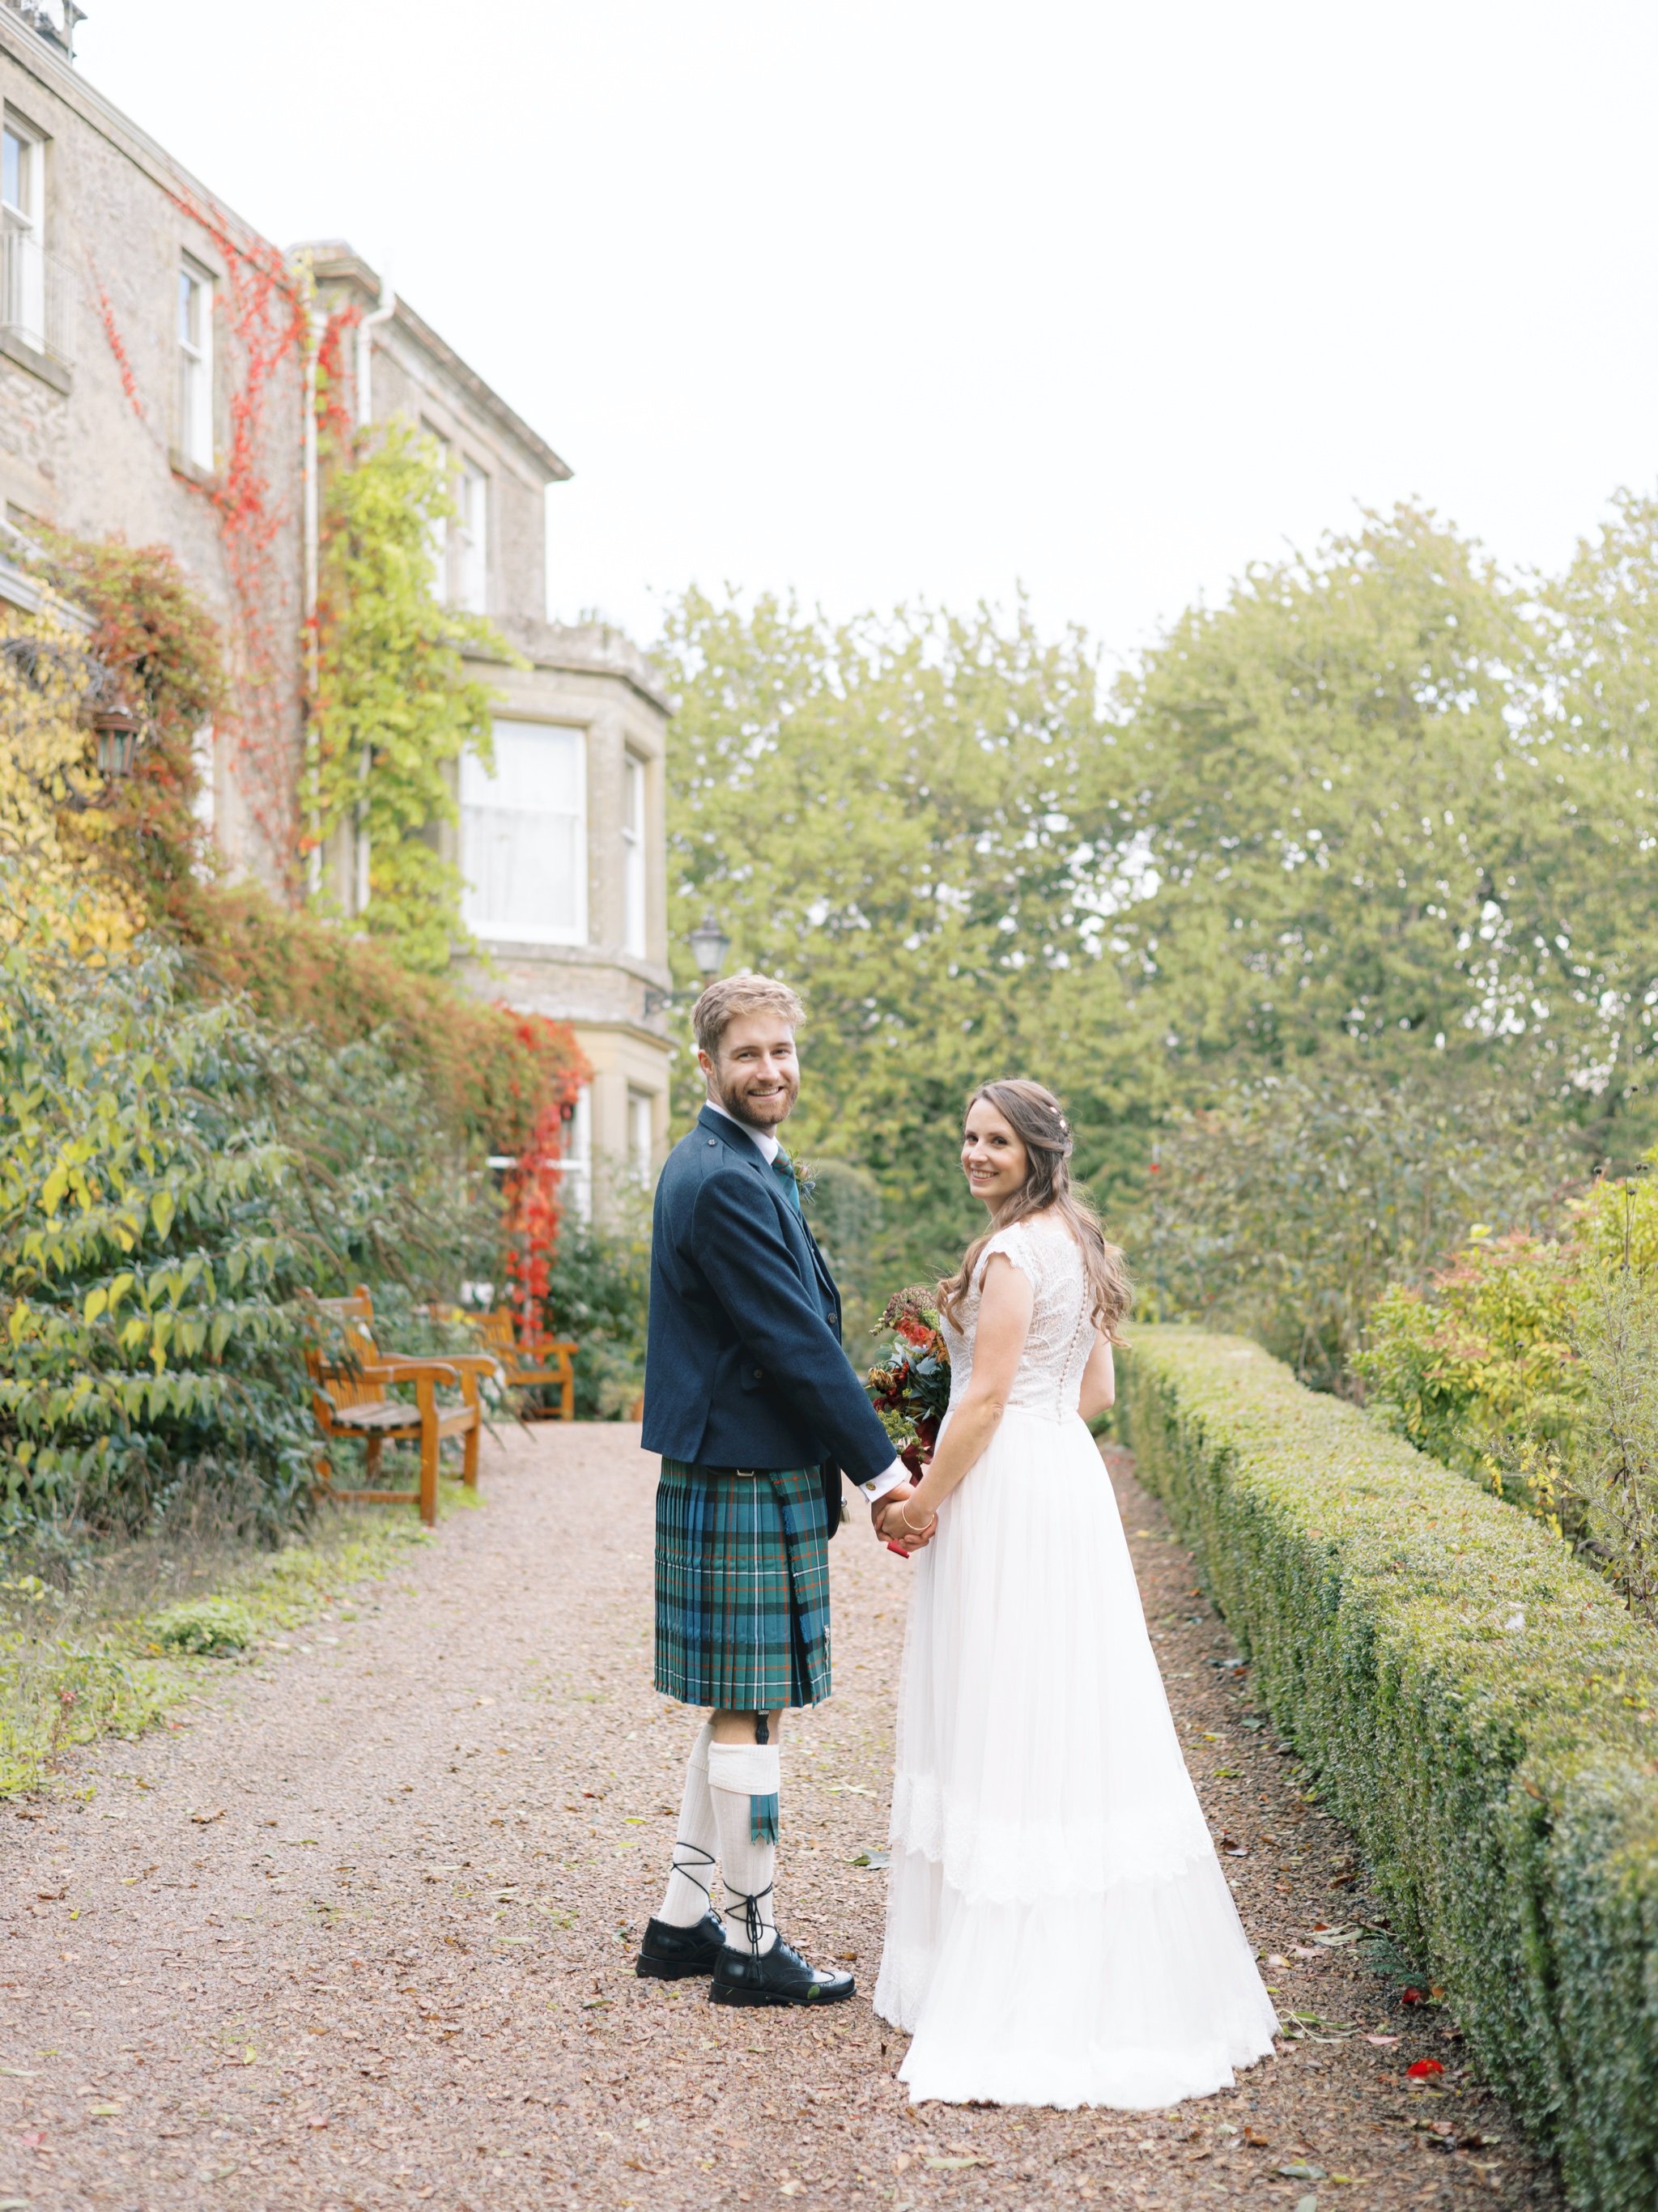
[[975, 1221, 1039, 1289]]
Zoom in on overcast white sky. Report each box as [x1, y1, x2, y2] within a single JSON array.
[[80, 1, 1658, 663]]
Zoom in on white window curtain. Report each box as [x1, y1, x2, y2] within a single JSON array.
[[460, 720, 589, 944], [622, 753, 647, 958]]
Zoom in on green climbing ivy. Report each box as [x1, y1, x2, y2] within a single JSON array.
[[308, 419, 523, 973]]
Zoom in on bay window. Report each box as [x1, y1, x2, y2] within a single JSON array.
[[460, 719, 588, 944]]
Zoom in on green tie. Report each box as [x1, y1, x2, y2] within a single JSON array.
[[772, 1153, 801, 1214]]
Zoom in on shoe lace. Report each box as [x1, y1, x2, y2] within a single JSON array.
[[670, 1840, 716, 1905], [725, 1880, 775, 1953]]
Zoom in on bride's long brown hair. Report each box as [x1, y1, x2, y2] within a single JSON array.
[[937, 1080, 1133, 1342]]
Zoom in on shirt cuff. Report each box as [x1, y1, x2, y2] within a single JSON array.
[[861, 1461, 909, 1504]]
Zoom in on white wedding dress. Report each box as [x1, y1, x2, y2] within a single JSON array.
[[873, 1213, 1279, 2108]]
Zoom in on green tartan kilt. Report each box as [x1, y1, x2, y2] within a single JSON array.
[[653, 1461, 832, 1710]]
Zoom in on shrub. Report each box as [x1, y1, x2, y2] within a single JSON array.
[[149, 1595, 255, 1655], [1357, 1154, 1658, 1572], [178, 879, 583, 1155], [1356, 1229, 1582, 1521], [1117, 1325, 1658, 2212], [1, 910, 316, 1533], [0, 894, 529, 1535], [540, 1196, 650, 1419]]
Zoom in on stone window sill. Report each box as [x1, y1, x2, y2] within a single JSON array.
[[0, 329, 71, 395], [169, 449, 222, 492]]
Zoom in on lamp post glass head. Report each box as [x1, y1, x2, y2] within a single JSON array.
[[688, 911, 730, 978]]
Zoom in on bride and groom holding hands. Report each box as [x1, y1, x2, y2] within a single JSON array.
[[637, 973, 1278, 2108]]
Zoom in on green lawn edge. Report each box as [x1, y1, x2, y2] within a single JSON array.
[[1117, 1326, 1658, 2212]]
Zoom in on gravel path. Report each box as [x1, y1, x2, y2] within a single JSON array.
[[2, 1426, 1563, 2212]]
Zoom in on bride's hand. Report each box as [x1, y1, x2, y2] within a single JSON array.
[[878, 1494, 937, 1551]]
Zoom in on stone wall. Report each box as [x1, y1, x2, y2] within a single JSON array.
[[0, 13, 305, 886]]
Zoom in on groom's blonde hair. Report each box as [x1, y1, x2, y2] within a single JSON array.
[[692, 972, 806, 1059]]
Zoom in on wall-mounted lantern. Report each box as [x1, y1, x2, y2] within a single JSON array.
[[93, 710, 139, 778]]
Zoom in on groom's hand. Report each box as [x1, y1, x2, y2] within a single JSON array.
[[874, 1484, 937, 1552]]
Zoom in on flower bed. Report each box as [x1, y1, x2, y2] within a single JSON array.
[[1117, 1326, 1658, 2212]]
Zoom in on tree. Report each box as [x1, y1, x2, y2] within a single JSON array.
[[660, 589, 1146, 1282], [1107, 504, 1658, 1162]]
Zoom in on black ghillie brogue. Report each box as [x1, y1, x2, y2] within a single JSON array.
[[635, 1912, 729, 1980], [709, 1936, 856, 2007]]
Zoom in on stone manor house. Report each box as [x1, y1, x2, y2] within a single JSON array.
[[0, 0, 672, 1207]]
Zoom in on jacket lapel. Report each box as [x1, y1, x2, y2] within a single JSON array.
[[697, 1105, 836, 1312]]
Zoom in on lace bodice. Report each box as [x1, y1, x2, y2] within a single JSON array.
[[938, 1213, 1096, 1423]]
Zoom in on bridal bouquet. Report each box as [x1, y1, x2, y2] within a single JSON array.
[[866, 1287, 951, 1477]]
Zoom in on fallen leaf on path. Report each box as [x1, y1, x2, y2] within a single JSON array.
[[190, 1808, 225, 1825], [1363, 2034, 1400, 2047]]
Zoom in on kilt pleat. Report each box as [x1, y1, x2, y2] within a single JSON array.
[[654, 1461, 831, 1709]]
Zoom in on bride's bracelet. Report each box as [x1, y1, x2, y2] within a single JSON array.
[[898, 1499, 929, 1534]]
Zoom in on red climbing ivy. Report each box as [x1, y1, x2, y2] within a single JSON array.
[[91, 190, 308, 878], [501, 1015, 587, 1346]]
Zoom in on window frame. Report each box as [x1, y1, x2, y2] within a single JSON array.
[[420, 420, 451, 598], [627, 1087, 656, 1182], [176, 255, 215, 470], [459, 717, 590, 947], [453, 455, 489, 614], [2, 112, 42, 230], [2, 110, 46, 353], [621, 751, 648, 959]]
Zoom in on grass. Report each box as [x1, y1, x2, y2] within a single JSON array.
[[0, 1457, 482, 1799]]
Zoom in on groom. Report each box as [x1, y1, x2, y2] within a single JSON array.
[[636, 972, 930, 2006]]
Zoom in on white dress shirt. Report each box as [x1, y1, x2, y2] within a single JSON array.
[[704, 1095, 907, 1504]]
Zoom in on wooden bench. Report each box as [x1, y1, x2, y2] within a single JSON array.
[[306, 1287, 498, 1525], [468, 1307, 577, 1422]]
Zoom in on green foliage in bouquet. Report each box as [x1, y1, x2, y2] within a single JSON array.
[[866, 1288, 951, 1475]]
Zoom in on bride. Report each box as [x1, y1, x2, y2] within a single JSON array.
[[871, 1080, 1278, 2108]]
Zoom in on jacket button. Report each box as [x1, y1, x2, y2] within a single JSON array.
[[753, 1367, 763, 1380]]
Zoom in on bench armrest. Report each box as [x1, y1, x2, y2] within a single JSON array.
[[362, 1358, 462, 1387]]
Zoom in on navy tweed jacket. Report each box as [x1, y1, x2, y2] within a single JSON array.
[[641, 1104, 895, 1490]]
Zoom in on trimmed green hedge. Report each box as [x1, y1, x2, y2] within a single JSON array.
[[1117, 1327, 1658, 2212]]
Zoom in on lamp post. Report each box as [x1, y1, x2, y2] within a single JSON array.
[[644, 910, 731, 1018]]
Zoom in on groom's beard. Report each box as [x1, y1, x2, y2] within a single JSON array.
[[709, 1067, 799, 1131]]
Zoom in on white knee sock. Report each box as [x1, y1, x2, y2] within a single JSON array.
[[707, 1740, 780, 1955], [657, 1721, 719, 1929]]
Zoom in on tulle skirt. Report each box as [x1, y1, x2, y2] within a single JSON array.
[[873, 1405, 1279, 2108]]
